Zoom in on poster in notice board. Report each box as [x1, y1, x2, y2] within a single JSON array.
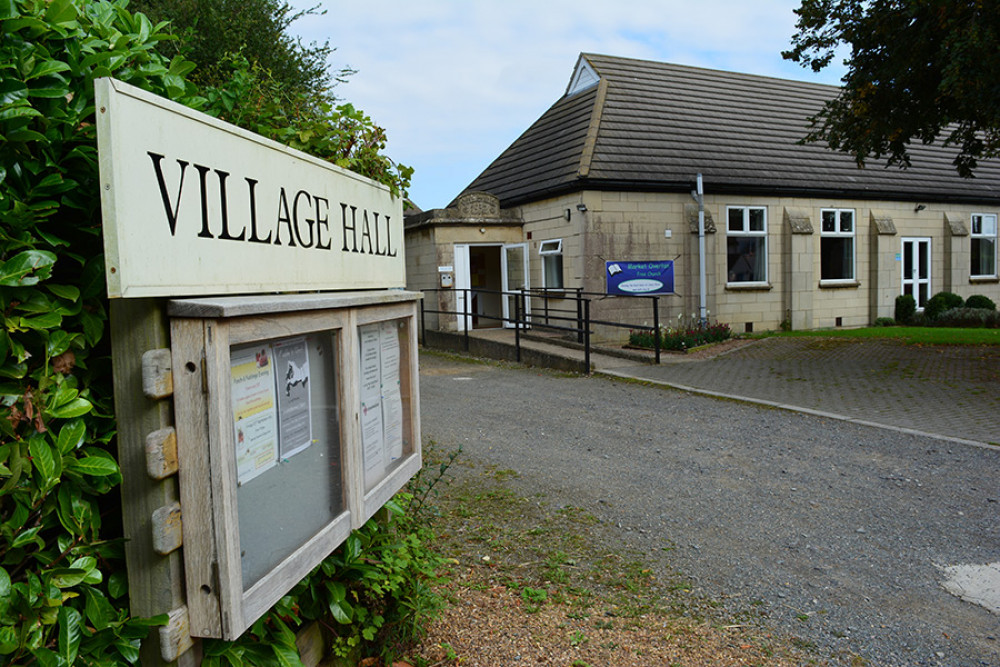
[[359, 320, 405, 490]]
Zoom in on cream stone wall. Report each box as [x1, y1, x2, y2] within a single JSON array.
[[404, 222, 524, 332], [519, 192, 1000, 342], [403, 226, 439, 331], [408, 191, 999, 343]]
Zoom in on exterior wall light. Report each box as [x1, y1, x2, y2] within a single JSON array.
[[576, 203, 588, 212]]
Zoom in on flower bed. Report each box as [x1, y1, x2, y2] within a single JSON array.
[[628, 321, 732, 351]]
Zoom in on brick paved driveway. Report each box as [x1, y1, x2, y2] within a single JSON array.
[[606, 337, 1000, 446]]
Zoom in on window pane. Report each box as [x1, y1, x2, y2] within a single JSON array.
[[749, 208, 765, 232], [727, 237, 765, 282], [918, 242, 929, 279], [972, 215, 983, 235], [821, 237, 853, 280], [543, 254, 564, 289], [971, 238, 997, 277], [918, 284, 929, 307], [840, 211, 853, 233], [981, 214, 998, 236], [728, 208, 744, 232], [821, 210, 836, 233]]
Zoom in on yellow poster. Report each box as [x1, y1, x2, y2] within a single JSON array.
[[231, 344, 278, 484]]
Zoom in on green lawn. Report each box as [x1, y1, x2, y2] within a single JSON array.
[[762, 327, 1000, 346]]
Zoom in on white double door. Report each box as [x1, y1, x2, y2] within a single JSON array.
[[454, 243, 528, 331], [901, 238, 931, 308]]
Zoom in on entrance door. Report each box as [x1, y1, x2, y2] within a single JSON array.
[[501, 243, 529, 328], [901, 238, 931, 309], [454, 244, 471, 331]]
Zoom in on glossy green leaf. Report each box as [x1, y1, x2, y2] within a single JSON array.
[[51, 568, 89, 588], [11, 525, 42, 549], [48, 397, 91, 419], [0, 626, 16, 655], [44, 0, 78, 25], [55, 419, 86, 455], [83, 587, 114, 631], [58, 606, 81, 664], [0, 250, 56, 286], [80, 309, 104, 345], [114, 639, 140, 663], [28, 436, 56, 485], [69, 456, 117, 476], [29, 647, 62, 667], [0, 105, 43, 122], [27, 79, 70, 99], [0, 79, 29, 106], [56, 483, 92, 534], [27, 60, 71, 81], [19, 313, 62, 333], [46, 330, 73, 358], [272, 644, 304, 667], [0, 0, 16, 20], [107, 573, 128, 600], [45, 284, 80, 301]]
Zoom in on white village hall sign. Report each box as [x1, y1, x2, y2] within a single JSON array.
[[95, 78, 404, 298]]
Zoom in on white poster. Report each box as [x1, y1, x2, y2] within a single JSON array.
[[359, 324, 385, 485], [231, 345, 278, 484], [274, 337, 312, 459], [379, 321, 404, 462]]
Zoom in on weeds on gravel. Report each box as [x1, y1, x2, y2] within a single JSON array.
[[408, 443, 821, 666]]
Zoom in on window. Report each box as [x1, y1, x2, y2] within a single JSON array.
[[539, 239, 564, 289], [971, 213, 997, 278], [726, 206, 767, 284], [820, 209, 855, 281]]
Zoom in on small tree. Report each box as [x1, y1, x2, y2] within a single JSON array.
[[785, 0, 1000, 177]]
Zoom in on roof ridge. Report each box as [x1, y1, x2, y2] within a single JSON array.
[[583, 52, 840, 93], [577, 78, 609, 179]]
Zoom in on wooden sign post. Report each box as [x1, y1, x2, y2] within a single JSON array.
[[98, 79, 421, 664]]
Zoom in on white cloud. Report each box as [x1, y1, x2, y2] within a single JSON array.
[[288, 1, 844, 209]]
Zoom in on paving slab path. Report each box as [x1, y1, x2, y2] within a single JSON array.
[[600, 337, 1000, 447], [419, 349, 1000, 667]]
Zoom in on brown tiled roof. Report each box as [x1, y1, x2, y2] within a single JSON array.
[[461, 53, 1000, 207]]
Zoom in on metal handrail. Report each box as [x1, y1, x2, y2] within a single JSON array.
[[418, 287, 670, 367]]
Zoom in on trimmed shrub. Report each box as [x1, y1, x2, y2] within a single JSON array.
[[924, 291, 964, 320], [894, 294, 917, 324], [964, 294, 997, 311], [931, 307, 1000, 328], [873, 317, 896, 327]]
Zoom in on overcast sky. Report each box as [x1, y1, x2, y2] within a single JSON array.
[[288, 1, 847, 210]]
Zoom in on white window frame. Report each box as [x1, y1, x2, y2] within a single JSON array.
[[820, 208, 856, 283], [539, 238, 564, 290], [726, 206, 768, 285], [970, 213, 998, 279]]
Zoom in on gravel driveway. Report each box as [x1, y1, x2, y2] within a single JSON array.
[[419, 352, 1000, 667]]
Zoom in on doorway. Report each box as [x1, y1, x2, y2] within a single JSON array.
[[453, 243, 529, 331], [901, 238, 931, 309]]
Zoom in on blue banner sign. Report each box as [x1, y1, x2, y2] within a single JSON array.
[[605, 260, 675, 296]]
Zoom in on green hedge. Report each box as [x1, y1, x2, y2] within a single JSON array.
[[2, 1, 425, 665], [1, 1, 198, 663]]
